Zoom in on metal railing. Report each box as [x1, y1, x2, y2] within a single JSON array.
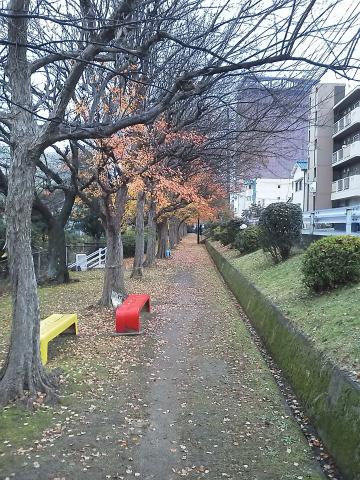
[[332, 174, 360, 195], [302, 205, 360, 236], [332, 148, 344, 164], [332, 141, 360, 167], [334, 112, 352, 134]]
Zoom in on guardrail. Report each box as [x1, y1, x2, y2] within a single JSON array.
[[302, 205, 360, 236]]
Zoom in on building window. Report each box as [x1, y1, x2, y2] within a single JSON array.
[[295, 180, 303, 192], [314, 167, 317, 179], [277, 185, 281, 188], [314, 138, 318, 150], [315, 110, 318, 123]]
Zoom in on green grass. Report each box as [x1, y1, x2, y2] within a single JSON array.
[[0, 406, 53, 452], [219, 245, 360, 377], [0, 270, 104, 465]]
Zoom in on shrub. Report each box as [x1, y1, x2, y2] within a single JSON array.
[[218, 219, 242, 246], [302, 235, 360, 292], [218, 227, 232, 246], [234, 226, 261, 254], [211, 225, 222, 241], [122, 229, 147, 258], [258, 202, 302, 262]]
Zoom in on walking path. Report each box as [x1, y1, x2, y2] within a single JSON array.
[[1, 235, 325, 479]]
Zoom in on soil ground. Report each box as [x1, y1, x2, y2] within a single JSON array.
[[0, 235, 325, 480]]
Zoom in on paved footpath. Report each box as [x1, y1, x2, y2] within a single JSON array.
[[2, 235, 325, 480]]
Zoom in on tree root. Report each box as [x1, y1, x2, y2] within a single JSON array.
[[0, 365, 61, 409]]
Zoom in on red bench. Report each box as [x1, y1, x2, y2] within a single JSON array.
[[115, 294, 151, 334]]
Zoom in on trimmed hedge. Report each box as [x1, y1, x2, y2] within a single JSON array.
[[234, 226, 260, 254], [302, 235, 360, 292]]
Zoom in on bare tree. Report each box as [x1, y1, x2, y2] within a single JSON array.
[[0, 0, 358, 405]]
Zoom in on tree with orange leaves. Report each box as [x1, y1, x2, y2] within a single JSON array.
[[76, 113, 206, 303], [151, 167, 225, 259]]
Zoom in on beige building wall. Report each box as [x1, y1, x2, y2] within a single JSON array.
[[306, 83, 345, 211]]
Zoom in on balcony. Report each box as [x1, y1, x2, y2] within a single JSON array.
[[333, 106, 360, 138], [331, 174, 360, 200], [332, 141, 360, 167]]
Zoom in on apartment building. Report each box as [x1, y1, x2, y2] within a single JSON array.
[[232, 83, 360, 216], [331, 86, 360, 207], [305, 83, 345, 211]]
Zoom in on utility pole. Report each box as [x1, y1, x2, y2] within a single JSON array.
[[197, 216, 200, 244]]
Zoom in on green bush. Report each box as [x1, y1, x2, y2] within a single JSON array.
[[122, 229, 147, 258], [302, 235, 360, 292], [218, 227, 232, 246], [234, 226, 261, 254], [259, 202, 302, 262], [214, 219, 242, 246], [211, 225, 222, 241], [204, 222, 217, 238]]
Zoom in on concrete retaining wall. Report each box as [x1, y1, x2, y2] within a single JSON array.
[[206, 241, 360, 480]]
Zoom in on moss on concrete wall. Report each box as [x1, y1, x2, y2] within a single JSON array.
[[206, 241, 360, 480]]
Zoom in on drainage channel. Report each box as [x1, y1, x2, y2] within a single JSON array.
[[235, 306, 343, 480]]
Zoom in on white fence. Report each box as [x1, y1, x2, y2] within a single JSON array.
[[68, 247, 107, 270], [302, 205, 360, 236]]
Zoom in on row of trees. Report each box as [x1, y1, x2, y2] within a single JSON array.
[[0, 0, 359, 405]]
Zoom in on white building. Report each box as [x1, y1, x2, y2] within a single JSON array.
[[254, 178, 292, 207], [291, 161, 308, 210], [229, 191, 248, 218], [230, 178, 292, 218]]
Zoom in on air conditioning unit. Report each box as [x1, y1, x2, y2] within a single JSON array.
[[309, 181, 317, 193]]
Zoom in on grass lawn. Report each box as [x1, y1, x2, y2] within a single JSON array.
[[216, 243, 360, 380], [0, 264, 154, 465]]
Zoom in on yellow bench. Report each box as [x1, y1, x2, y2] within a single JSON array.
[[40, 314, 78, 365]]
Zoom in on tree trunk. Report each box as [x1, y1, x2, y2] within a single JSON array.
[[99, 185, 128, 306], [44, 165, 76, 284], [47, 217, 70, 284], [0, 153, 57, 406], [100, 225, 126, 305], [156, 220, 168, 259], [168, 217, 177, 249], [131, 191, 145, 279], [0, 0, 58, 406], [143, 199, 156, 267], [177, 220, 185, 243], [180, 222, 187, 238]]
